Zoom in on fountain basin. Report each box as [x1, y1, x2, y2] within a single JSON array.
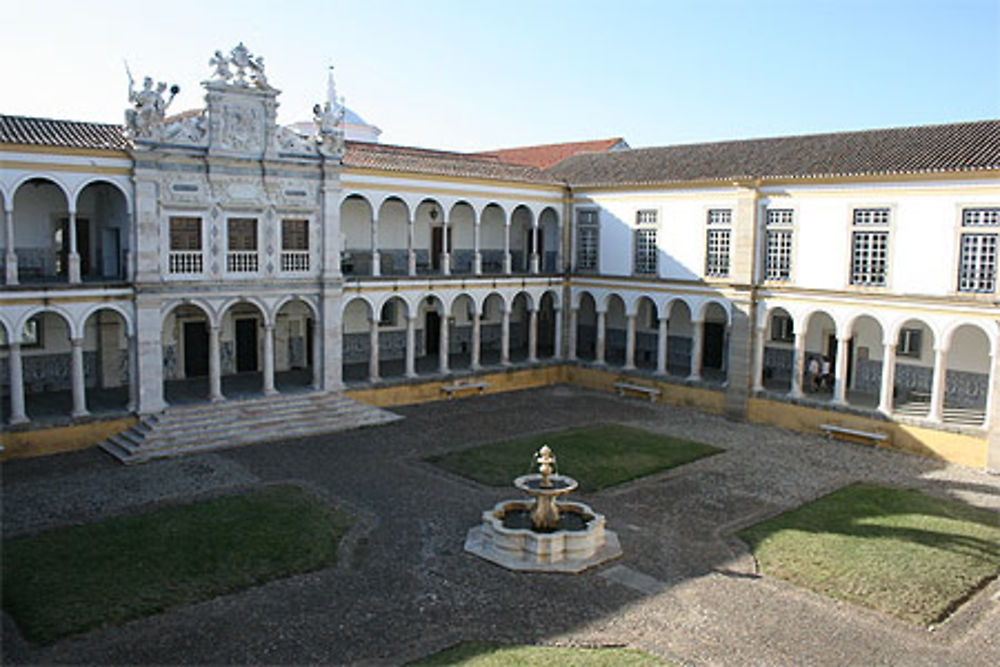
[[464, 499, 622, 573]]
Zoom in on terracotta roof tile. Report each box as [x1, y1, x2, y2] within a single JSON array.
[[546, 120, 1000, 187], [0, 115, 128, 151], [477, 138, 626, 169]]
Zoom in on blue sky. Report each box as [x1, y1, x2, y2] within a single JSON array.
[[5, 0, 998, 151]]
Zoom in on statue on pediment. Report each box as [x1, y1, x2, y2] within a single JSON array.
[[125, 64, 179, 139], [209, 43, 272, 90], [312, 66, 346, 157]]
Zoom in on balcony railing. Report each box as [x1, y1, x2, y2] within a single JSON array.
[[169, 251, 204, 274], [281, 250, 310, 272], [227, 251, 259, 273]]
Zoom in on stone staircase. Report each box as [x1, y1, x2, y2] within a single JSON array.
[[894, 396, 986, 427], [101, 392, 403, 464]]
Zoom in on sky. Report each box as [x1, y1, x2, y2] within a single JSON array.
[[4, 0, 999, 152]]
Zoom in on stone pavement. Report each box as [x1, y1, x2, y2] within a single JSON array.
[[3, 385, 999, 665]]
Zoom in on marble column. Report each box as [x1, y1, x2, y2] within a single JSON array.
[[209, 325, 224, 402], [405, 314, 417, 378], [928, 345, 948, 422], [407, 218, 416, 276], [624, 313, 637, 370], [530, 225, 540, 274], [127, 333, 139, 412], [368, 317, 380, 383], [503, 222, 512, 274], [501, 309, 511, 365], [657, 317, 669, 375], [595, 311, 606, 365], [263, 324, 277, 395], [370, 218, 380, 277], [751, 325, 766, 391], [527, 308, 538, 363], [70, 337, 88, 417], [4, 207, 17, 285], [439, 314, 450, 374], [553, 308, 562, 358], [689, 319, 704, 382], [567, 308, 578, 360], [878, 341, 897, 415], [471, 311, 481, 370], [440, 217, 451, 276], [67, 211, 81, 284], [8, 341, 28, 424], [789, 331, 806, 398], [832, 335, 850, 405], [473, 220, 482, 275], [312, 318, 322, 390]]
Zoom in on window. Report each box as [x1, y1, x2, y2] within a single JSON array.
[[576, 209, 599, 271], [765, 209, 793, 281], [2, 316, 42, 349], [379, 301, 396, 326], [958, 208, 1000, 293], [168, 216, 203, 273], [770, 314, 794, 343], [227, 217, 259, 272], [281, 219, 310, 271], [850, 208, 890, 286], [634, 209, 658, 275], [705, 209, 731, 278], [897, 327, 922, 358]]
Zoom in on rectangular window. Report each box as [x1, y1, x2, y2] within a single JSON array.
[[958, 208, 1000, 293], [168, 216, 203, 274], [705, 209, 731, 278], [850, 208, 890, 286], [765, 208, 793, 280], [577, 209, 599, 271], [634, 210, 657, 275], [898, 328, 922, 358], [281, 219, 310, 272], [770, 314, 794, 343], [227, 217, 259, 272]]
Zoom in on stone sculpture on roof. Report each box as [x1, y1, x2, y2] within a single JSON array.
[[124, 68, 179, 139], [312, 66, 346, 158], [207, 42, 272, 90]]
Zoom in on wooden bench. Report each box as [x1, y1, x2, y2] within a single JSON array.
[[819, 424, 888, 447], [613, 381, 662, 402], [441, 381, 489, 399]]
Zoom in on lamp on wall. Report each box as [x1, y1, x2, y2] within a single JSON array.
[[429, 204, 438, 222]]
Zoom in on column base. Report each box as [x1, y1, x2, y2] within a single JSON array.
[[71, 409, 90, 418], [9, 415, 29, 426]]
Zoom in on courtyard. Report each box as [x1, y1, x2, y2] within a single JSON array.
[[2, 385, 999, 665]]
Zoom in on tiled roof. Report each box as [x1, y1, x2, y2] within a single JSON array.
[[343, 141, 561, 184], [0, 115, 128, 150], [546, 120, 1000, 187], [476, 137, 627, 170]]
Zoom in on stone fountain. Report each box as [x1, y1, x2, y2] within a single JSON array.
[[464, 445, 622, 573]]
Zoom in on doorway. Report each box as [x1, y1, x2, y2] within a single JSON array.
[[702, 322, 725, 369], [235, 318, 259, 372], [431, 227, 451, 271], [58, 217, 91, 276], [425, 311, 441, 354], [183, 321, 209, 377]]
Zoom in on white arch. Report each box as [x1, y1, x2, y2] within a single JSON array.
[[16, 305, 75, 339], [941, 319, 997, 352], [695, 298, 732, 325], [376, 293, 412, 319], [162, 298, 217, 328], [72, 177, 133, 211], [539, 287, 561, 310], [219, 295, 272, 326], [885, 314, 941, 347], [11, 174, 73, 211], [79, 302, 135, 336], [272, 294, 320, 321], [341, 294, 377, 318]]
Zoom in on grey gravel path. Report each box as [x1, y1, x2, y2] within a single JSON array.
[[2, 385, 998, 665]]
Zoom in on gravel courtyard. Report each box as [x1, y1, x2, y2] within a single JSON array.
[[3, 385, 999, 665]]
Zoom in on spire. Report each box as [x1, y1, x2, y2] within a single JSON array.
[[327, 65, 339, 111]]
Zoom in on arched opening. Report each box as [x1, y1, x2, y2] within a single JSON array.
[[892, 318, 936, 417], [634, 296, 658, 370], [701, 302, 729, 383], [12, 178, 70, 283], [762, 307, 795, 392], [943, 325, 990, 426], [340, 195, 374, 276], [576, 292, 597, 361], [449, 294, 476, 368], [479, 293, 505, 366], [162, 304, 212, 405], [76, 181, 130, 281], [510, 205, 533, 273], [219, 300, 268, 397], [480, 204, 507, 275], [15, 310, 74, 419], [538, 291, 558, 358], [274, 298, 318, 392], [666, 300, 693, 376], [538, 207, 560, 273], [845, 315, 884, 410], [376, 296, 409, 378], [803, 310, 837, 398], [604, 294, 627, 366], [449, 202, 476, 275], [81, 307, 131, 414], [415, 199, 445, 274], [342, 297, 374, 383], [509, 292, 532, 362], [416, 295, 447, 373], [376, 197, 409, 276]]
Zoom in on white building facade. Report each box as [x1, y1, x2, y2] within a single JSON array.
[[2, 45, 999, 470]]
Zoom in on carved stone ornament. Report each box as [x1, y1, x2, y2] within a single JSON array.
[[273, 125, 318, 155], [312, 100, 345, 158], [125, 71, 180, 139], [208, 42, 272, 90], [218, 103, 264, 153]]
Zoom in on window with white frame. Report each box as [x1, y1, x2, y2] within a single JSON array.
[[168, 216, 203, 274], [281, 218, 310, 272], [957, 207, 1000, 293], [765, 208, 793, 281], [227, 217, 259, 272], [634, 209, 658, 275], [897, 327, 922, 358], [576, 209, 599, 271], [705, 209, 731, 278], [850, 207, 890, 286]]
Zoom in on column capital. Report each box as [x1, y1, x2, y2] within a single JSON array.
[[70, 336, 85, 346]]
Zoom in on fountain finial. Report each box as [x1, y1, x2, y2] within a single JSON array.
[[536, 445, 555, 488]]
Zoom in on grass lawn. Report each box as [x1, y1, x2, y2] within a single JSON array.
[[412, 641, 669, 665], [427, 423, 720, 492], [2, 485, 352, 645], [738, 482, 1000, 626]]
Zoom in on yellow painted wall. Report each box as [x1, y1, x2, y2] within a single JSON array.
[[564, 365, 727, 415], [747, 397, 987, 468], [1, 416, 137, 461]]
